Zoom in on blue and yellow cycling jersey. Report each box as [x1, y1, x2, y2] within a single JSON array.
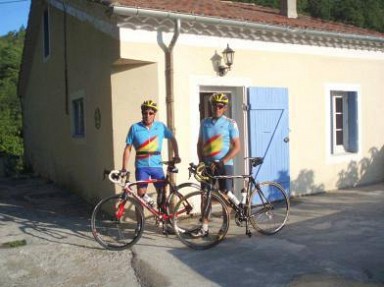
[[199, 115, 239, 165], [126, 121, 173, 168]]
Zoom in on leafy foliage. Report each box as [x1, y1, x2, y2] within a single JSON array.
[[234, 0, 384, 32], [0, 28, 25, 175]]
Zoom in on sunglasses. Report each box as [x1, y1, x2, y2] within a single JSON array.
[[213, 104, 226, 109], [142, 111, 155, 116]]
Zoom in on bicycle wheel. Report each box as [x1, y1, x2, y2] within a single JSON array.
[[173, 190, 230, 250], [249, 181, 290, 235], [91, 194, 145, 250]]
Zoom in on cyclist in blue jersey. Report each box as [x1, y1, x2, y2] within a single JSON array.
[[121, 100, 181, 211], [195, 93, 241, 237]]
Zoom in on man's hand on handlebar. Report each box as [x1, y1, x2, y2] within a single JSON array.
[[119, 169, 129, 177], [209, 160, 224, 174]]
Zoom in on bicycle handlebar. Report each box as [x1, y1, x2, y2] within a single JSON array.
[[105, 170, 128, 186], [104, 161, 179, 186], [188, 157, 263, 182]]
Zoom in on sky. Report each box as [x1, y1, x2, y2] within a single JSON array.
[[0, 0, 31, 36]]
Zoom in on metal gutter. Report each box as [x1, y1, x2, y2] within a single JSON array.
[[113, 6, 182, 163], [165, 19, 180, 165], [111, 6, 384, 44]]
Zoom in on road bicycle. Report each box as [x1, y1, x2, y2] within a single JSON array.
[[172, 157, 290, 250], [91, 161, 198, 250]]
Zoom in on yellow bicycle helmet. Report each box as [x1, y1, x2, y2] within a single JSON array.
[[141, 100, 158, 112], [210, 93, 229, 105]]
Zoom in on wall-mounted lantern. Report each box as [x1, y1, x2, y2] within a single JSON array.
[[218, 44, 235, 76]]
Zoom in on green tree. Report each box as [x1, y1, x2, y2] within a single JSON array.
[[362, 0, 384, 32], [308, 0, 332, 20], [233, 0, 384, 33], [0, 28, 25, 175], [332, 0, 365, 27]]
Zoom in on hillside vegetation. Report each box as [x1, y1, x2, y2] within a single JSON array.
[[235, 0, 384, 33], [0, 28, 25, 175]]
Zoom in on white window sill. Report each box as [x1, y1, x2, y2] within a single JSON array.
[[327, 151, 360, 164]]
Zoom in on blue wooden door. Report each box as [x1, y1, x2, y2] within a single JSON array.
[[248, 87, 290, 196]]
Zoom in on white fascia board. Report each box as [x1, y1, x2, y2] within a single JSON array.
[[120, 27, 384, 61]]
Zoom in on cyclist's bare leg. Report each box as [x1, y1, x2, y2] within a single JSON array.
[[138, 186, 147, 197], [156, 186, 167, 213], [156, 185, 173, 233], [200, 191, 211, 230]]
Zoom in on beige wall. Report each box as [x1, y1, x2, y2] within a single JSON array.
[[23, 6, 384, 202], [190, 45, 383, 193], [117, 29, 384, 194], [22, 5, 120, 201], [110, 62, 161, 197]]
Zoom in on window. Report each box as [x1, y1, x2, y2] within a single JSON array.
[[330, 91, 358, 154], [72, 98, 85, 137], [43, 7, 50, 59]]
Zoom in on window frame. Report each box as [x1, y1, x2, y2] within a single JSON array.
[[331, 91, 349, 154], [325, 84, 361, 163], [42, 6, 51, 60], [70, 91, 86, 139]]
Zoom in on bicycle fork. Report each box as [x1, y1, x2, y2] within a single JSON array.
[[115, 192, 130, 219]]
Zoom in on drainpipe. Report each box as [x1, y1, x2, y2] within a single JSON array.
[[165, 19, 180, 162], [63, 1, 69, 115]]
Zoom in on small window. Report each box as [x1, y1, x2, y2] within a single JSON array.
[[331, 91, 358, 154], [72, 98, 85, 137], [43, 7, 50, 59]]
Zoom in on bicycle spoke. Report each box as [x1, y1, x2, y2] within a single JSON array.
[[173, 191, 229, 250], [91, 195, 144, 250], [249, 182, 289, 234]]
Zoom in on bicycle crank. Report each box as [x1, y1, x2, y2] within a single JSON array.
[[235, 212, 246, 227]]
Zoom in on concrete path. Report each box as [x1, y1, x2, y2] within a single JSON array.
[[1, 177, 383, 287]]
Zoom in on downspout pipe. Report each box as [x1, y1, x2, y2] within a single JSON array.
[[112, 5, 183, 164], [165, 19, 180, 162], [111, 6, 384, 44]]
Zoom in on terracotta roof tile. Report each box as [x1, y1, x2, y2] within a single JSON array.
[[102, 0, 384, 38]]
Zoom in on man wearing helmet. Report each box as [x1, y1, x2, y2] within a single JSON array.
[[121, 100, 181, 211], [196, 93, 241, 237]]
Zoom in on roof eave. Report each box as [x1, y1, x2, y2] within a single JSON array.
[[111, 5, 384, 46]]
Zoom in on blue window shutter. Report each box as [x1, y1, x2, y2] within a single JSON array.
[[347, 92, 358, 152]]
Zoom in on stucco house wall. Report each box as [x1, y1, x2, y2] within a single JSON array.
[[20, 0, 384, 201], [21, 2, 121, 201], [114, 28, 384, 194]]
